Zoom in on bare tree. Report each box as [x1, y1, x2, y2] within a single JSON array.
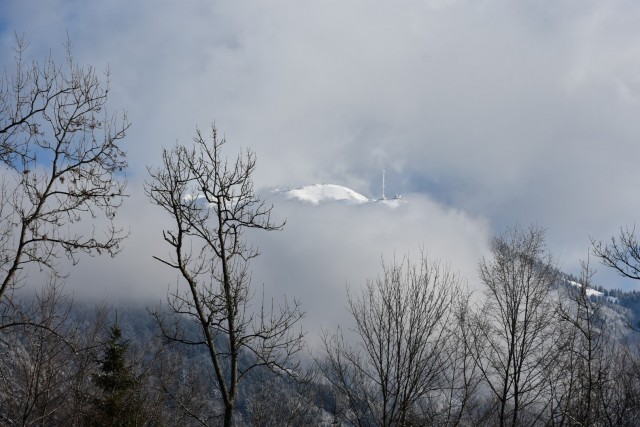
[[320, 254, 466, 427], [603, 344, 640, 426], [244, 367, 322, 427], [553, 257, 614, 426], [0, 35, 129, 301], [437, 292, 484, 426], [0, 280, 109, 426], [468, 225, 560, 427], [592, 226, 640, 281], [145, 125, 305, 427], [554, 256, 640, 427], [0, 35, 129, 425]]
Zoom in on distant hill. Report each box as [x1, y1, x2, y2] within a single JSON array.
[[273, 183, 405, 208]]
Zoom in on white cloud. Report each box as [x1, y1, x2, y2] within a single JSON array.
[[250, 191, 491, 346]]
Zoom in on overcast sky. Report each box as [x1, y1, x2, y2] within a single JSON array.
[[2, 0, 640, 337]]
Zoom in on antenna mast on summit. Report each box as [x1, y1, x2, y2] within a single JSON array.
[[382, 169, 386, 200]]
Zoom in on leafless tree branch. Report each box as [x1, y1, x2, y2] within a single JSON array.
[[146, 125, 303, 426], [320, 253, 467, 426], [0, 35, 129, 302]]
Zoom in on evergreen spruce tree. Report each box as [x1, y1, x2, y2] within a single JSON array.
[[90, 322, 145, 426]]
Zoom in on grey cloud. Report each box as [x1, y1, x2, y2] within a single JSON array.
[[2, 0, 640, 309], [250, 191, 491, 345], [65, 183, 490, 348]]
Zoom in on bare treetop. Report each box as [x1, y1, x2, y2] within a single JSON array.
[[148, 126, 282, 269], [0, 35, 129, 299], [146, 125, 301, 427]]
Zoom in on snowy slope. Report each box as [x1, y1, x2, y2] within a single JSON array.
[[567, 280, 604, 298], [182, 184, 402, 209], [284, 184, 370, 205], [278, 184, 406, 208], [566, 280, 619, 303]]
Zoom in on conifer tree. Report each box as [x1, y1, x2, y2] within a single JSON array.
[[90, 323, 144, 426]]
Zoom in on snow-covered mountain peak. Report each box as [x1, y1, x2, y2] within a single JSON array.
[[284, 184, 370, 205]]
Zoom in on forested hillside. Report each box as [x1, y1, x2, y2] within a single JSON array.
[[3, 240, 640, 426]]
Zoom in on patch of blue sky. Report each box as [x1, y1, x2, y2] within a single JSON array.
[[0, 4, 10, 36]]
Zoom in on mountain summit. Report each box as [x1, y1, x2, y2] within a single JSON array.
[[284, 184, 369, 205], [278, 184, 404, 208]]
